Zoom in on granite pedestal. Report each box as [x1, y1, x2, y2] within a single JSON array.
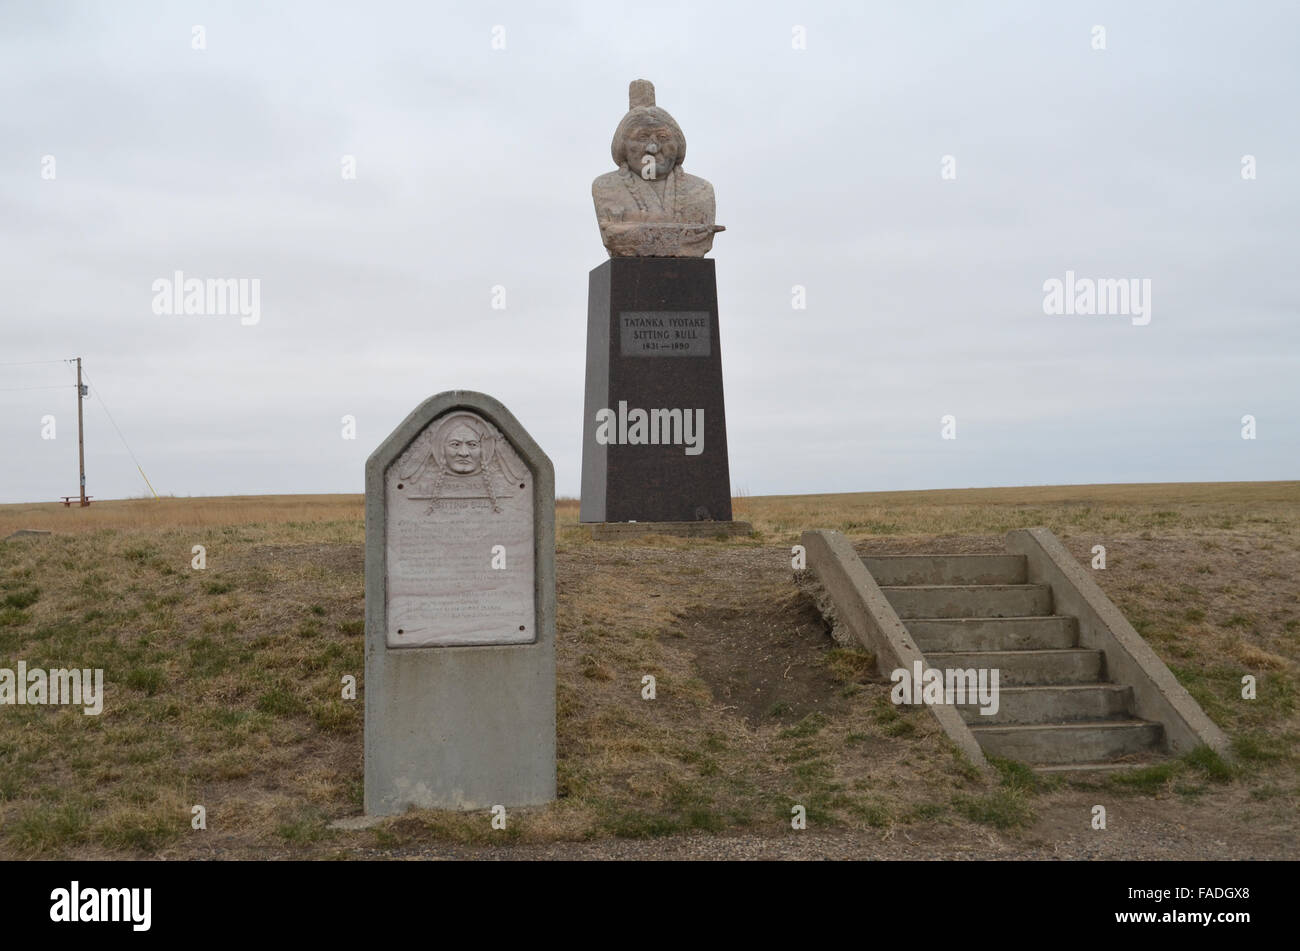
[[579, 258, 735, 524]]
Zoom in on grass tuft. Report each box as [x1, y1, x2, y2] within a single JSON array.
[[2, 587, 40, 609]]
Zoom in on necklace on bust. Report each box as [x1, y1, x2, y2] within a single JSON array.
[[621, 166, 677, 216]]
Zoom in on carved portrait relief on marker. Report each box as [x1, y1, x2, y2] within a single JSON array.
[[385, 410, 535, 648], [592, 79, 726, 258], [398, 411, 526, 511]]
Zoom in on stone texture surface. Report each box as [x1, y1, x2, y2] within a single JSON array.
[[592, 79, 724, 257], [365, 391, 556, 815], [579, 258, 735, 523]]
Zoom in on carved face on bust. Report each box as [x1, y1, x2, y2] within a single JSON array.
[[444, 424, 483, 474], [622, 118, 680, 179]]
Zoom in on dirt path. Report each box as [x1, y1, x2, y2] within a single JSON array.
[[191, 784, 1297, 860]]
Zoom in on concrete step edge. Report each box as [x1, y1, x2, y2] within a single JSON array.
[[968, 719, 1158, 734], [905, 615, 1070, 623], [924, 648, 1102, 658], [988, 684, 1128, 694], [880, 584, 1050, 592], [861, 553, 1015, 560]]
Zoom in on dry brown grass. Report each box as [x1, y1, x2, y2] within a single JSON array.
[[0, 495, 362, 535], [730, 481, 1300, 543], [7, 481, 1292, 541], [0, 482, 1296, 858]]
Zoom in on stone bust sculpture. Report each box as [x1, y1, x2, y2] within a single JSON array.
[[592, 79, 725, 257]]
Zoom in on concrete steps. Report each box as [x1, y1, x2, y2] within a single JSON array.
[[955, 684, 1134, 725], [861, 551, 1166, 771], [881, 584, 1053, 619], [925, 648, 1102, 685], [968, 720, 1164, 765], [863, 554, 1026, 586], [907, 616, 1077, 652]]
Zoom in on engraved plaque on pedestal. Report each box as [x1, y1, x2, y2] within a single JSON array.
[[385, 410, 535, 648], [619, 312, 712, 357]]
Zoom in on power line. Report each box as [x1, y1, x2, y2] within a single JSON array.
[[0, 358, 74, 390], [79, 368, 159, 499]]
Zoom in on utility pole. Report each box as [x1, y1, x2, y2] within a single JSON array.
[[76, 357, 88, 507]]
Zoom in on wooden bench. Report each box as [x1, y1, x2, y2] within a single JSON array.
[[60, 496, 93, 507]]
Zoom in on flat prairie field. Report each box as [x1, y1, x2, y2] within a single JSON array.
[[0, 482, 1296, 859]]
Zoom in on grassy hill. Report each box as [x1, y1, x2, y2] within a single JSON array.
[[0, 482, 1296, 858]]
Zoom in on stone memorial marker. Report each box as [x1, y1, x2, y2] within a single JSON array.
[[580, 80, 747, 532], [365, 390, 555, 815]]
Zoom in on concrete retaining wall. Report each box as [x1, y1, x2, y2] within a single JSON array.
[[1005, 527, 1231, 758]]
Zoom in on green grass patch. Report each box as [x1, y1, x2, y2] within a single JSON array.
[[1110, 760, 1181, 793], [186, 636, 231, 678], [311, 699, 358, 734], [2, 587, 40, 609], [1231, 732, 1289, 764], [599, 810, 682, 838], [903, 801, 948, 823], [1182, 745, 1235, 782], [989, 756, 1047, 793], [95, 803, 183, 853], [276, 808, 331, 845], [953, 787, 1033, 829], [257, 685, 306, 716], [789, 758, 835, 783], [8, 802, 91, 853], [779, 712, 830, 739], [882, 719, 916, 737], [596, 779, 727, 838], [848, 799, 891, 828], [125, 667, 165, 696], [0, 607, 32, 628]]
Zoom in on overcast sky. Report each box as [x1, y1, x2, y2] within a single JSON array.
[[2, 1, 1296, 504]]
